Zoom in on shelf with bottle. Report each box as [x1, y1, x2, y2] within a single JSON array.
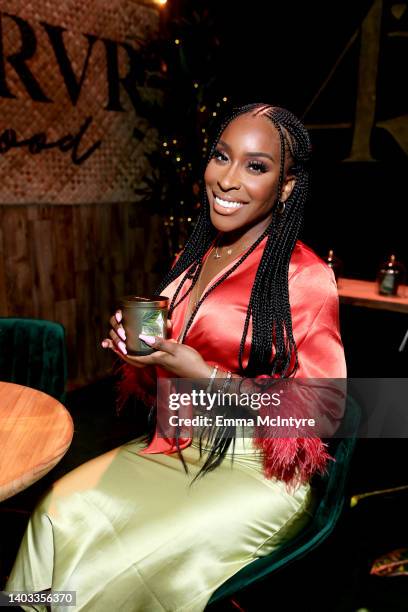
[[336, 277, 408, 314]]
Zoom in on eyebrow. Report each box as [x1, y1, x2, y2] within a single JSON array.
[[218, 139, 275, 162]]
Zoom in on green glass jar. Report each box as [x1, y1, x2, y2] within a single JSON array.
[[121, 296, 169, 355], [377, 254, 406, 297]]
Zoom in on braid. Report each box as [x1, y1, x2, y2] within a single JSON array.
[[180, 227, 269, 342], [153, 102, 312, 481], [236, 105, 311, 379]]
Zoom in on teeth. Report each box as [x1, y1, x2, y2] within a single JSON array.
[[214, 196, 243, 209]]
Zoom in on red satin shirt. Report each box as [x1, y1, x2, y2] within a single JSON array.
[[119, 238, 347, 481]]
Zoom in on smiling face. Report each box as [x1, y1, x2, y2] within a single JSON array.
[[204, 112, 295, 237]]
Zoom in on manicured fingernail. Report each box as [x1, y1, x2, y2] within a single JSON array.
[[118, 341, 127, 354], [115, 312, 122, 323], [139, 334, 155, 346], [118, 327, 126, 340], [101, 340, 108, 348]]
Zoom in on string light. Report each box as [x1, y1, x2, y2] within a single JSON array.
[[157, 63, 231, 255], [174, 39, 180, 45]]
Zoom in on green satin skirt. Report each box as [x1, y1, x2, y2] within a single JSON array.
[[6, 436, 315, 611]]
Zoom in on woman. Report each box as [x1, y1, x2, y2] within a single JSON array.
[[6, 103, 346, 611]]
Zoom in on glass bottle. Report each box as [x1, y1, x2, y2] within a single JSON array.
[[377, 254, 406, 296], [324, 249, 343, 282]]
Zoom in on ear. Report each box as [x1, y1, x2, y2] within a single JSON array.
[[280, 175, 296, 202]]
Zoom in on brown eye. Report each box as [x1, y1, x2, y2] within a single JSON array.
[[248, 161, 267, 174], [213, 149, 228, 162]]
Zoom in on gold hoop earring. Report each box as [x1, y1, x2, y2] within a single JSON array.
[[276, 201, 286, 214]]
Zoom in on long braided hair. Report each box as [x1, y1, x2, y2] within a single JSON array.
[[154, 103, 312, 481]]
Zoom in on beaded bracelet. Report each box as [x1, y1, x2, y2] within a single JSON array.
[[205, 364, 219, 394]]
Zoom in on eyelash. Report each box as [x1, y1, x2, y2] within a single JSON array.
[[212, 150, 268, 174]]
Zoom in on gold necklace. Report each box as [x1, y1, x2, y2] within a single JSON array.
[[179, 241, 250, 340], [195, 238, 252, 305], [213, 240, 252, 259]]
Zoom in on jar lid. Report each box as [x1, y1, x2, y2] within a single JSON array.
[[121, 295, 169, 309]]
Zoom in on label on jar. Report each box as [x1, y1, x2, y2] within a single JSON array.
[[141, 309, 166, 337]]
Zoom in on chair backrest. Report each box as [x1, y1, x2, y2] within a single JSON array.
[[207, 395, 361, 606], [0, 318, 67, 403]]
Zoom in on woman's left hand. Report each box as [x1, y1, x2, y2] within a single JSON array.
[[104, 333, 213, 379]]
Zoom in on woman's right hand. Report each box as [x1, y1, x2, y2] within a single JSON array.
[[101, 309, 132, 359], [101, 310, 172, 368]]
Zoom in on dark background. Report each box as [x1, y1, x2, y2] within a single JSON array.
[[159, 0, 407, 280], [153, 0, 408, 379]]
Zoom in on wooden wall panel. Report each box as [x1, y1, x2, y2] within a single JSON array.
[[55, 299, 77, 373], [0, 229, 8, 316], [52, 208, 75, 302], [1, 208, 34, 317], [0, 203, 165, 389], [31, 220, 55, 320]]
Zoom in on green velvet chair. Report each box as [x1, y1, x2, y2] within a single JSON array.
[[0, 318, 68, 581], [206, 395, 361, 609], [0, 318, 67, 403]]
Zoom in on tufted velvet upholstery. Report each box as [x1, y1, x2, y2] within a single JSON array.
[[0, 318, 67, 403]]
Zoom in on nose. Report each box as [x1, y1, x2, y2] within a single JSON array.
[[217, 162, 241, 191]]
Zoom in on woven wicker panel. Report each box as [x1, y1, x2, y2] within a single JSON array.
[[0, 0, 159, 204]]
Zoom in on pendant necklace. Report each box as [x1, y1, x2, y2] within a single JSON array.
[[213, 239, 252, 260], [179, 240, 251, 340]]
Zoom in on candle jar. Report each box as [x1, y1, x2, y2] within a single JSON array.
[[120, 296, 169, 355], [377, 255, 406, 297]]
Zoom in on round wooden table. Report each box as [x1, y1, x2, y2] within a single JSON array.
[[0, 382, 74, 502]]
